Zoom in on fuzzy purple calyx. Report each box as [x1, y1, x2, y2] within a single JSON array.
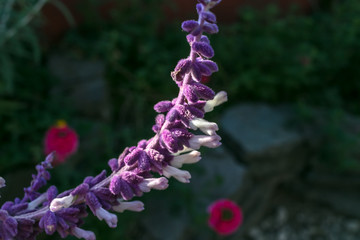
[[192, 42, 214, 58], [181, 20, 199, 32], [154, 101, 173, 113]]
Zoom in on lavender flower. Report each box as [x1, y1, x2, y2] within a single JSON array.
[[0, 1, 227, 239]]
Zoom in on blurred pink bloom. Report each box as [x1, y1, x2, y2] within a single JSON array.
[[44, 120, 78, 165], [208, 199, 243, 236]]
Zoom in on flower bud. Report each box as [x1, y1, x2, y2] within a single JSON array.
[[112, 200, 144, 213], [204, 91, 228, 112], [72, 227, 96, 240], [95, 207, 118, 228], [50, 195, 74, 212], [171, 151, 201, 168], [189, 134, 221, 149], [190, 118, 218, 135], [163, 165, 191, 183], [138, 177, 169, 192]]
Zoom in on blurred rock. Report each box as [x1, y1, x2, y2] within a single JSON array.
[[306, 189, 360, 218], [345, 220, 360, 233], [48, 54, 109, 119], [220, 103, 306, 178], [190, 146, 247, 203]]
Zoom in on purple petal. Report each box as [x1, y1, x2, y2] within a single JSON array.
[[108, 158, 118, 172], [200, 59, 218, 72], [119, 180, 134, 200], [181, 20, 199, 32], [47, 186, 58, 202], [193, 82, 215, 100], [71, 183, 89, 196], [186, 34, 195, 43], [171, 59, 191, 82], [109, 175, 122, 195], [184, 85, 199, 103], [191, 26, 202, 36], [90, 170, 107, 186], [196, 3, 204, 13], [192, 42, 214, 58], [154, 101, 173, 113], [124, 148, 142, 165], [138, 151, 151, 171], [166, 108, 179, 122], [198, 62, 212, 76], [137, 139, 147, 149], [191, 62, 202, 81], [203, 23, 219, 34], [201, 11, 216, 23], [200, 35, 210, 44], [42, 211, 57, 235], [161, 129, 178, 153], [9, 203, 28, 215], [187, 105, 205, 119], [85, 192, 101, 214], [117, 147, 129, 169]]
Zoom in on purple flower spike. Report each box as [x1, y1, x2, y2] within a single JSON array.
[[0, 1, 226, 239], [181, 20, 199, 32]]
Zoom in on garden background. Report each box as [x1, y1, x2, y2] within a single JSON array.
[[1, 0, 360, 239]]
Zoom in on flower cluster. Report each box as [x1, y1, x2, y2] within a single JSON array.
[[0, 0, 227, 239]]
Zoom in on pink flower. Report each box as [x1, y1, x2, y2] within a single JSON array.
[[208, 199, 243, 236], [44, 120, 79, 165]]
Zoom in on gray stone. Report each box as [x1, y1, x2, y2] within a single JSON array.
[[48, 54, 109, 118], [307, 189, 360, 218], [221, 103, 302, 156], [220, 103, 307, 178], [190, 146, 247, 203]]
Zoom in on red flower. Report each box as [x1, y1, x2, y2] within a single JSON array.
[[44, 120, 79, 165], [208, 199, 243, 236]]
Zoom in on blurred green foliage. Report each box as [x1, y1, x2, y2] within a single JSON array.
[[1, 0, 360, 239]]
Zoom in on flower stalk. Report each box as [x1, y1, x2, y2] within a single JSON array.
[[0, 1, 226, 239]]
